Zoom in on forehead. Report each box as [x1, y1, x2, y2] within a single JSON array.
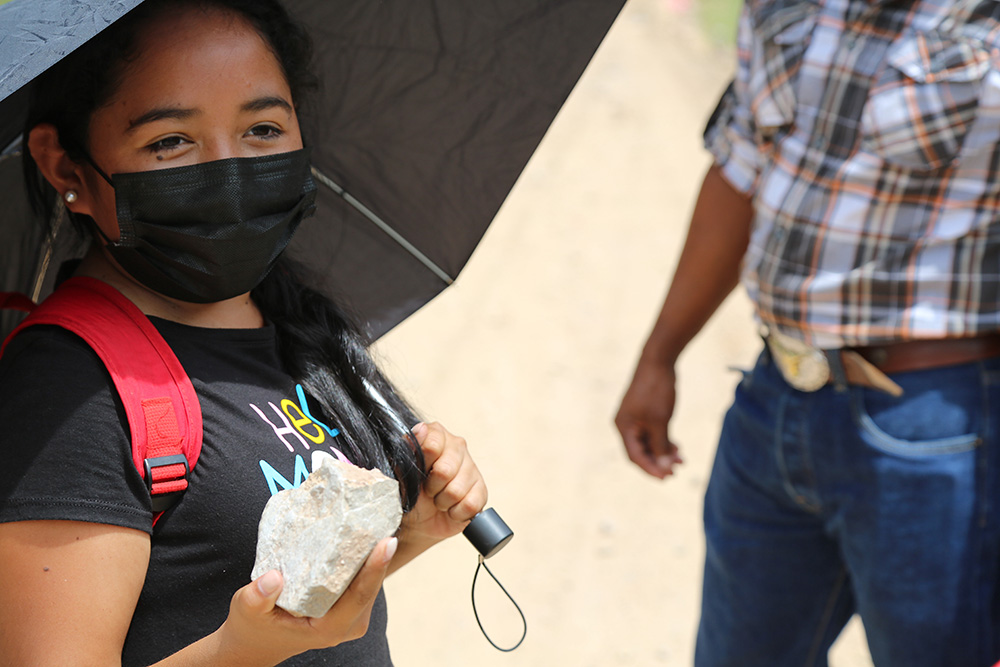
[[102, 6, 290, 114]]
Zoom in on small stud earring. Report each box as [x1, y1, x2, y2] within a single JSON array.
[[63, 190, 78, 204]]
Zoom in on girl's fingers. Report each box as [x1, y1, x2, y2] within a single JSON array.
[[312, 537, 396, 641], [420, 424, 470, 498], [442, 477, 488, 522], [232, 569, 283, 618], [339, 537, 396, 613], [431, 455, 483, 511], [411, 421, 487, 523], [413, 422, 447, 470]]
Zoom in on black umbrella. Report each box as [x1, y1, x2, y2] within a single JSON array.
[[0, 0, 625, 338]]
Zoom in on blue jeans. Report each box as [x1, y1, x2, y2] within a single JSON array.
[[695, 347, 1000, 667]]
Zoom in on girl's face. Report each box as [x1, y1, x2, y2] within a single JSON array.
[[78, 6, 304, 241]]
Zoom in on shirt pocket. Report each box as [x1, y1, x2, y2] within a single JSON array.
[[747, 0, 819, 142], [860, 31, 991, 171]]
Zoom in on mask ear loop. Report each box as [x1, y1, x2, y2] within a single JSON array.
[[73, 150, 119, 247], [471, 554, 527, 652], [79, 150, 114, 186]]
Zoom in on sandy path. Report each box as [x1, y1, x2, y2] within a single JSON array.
[[375, 0, 874, 664]]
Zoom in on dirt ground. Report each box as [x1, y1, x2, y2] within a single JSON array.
[[375, 0, 875, 664]]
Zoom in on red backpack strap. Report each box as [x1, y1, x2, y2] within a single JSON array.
[[0, 292, 37, 313], [1, 277, 202, 518]]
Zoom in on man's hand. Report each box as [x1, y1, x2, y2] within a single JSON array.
[[616, 357, 683, 479]]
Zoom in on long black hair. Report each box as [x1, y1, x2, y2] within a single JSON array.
[[22, 0, 426, 510]]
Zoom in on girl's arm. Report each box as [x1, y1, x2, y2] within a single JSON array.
[[0, 521, 150, 665], [0, 520, 395, 666]]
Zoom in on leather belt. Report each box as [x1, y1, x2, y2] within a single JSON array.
[[852, 336, 1000, 375], [765, 330, 1000, 396]]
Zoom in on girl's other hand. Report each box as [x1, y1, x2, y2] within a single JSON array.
[[394, 422, 488, 566]]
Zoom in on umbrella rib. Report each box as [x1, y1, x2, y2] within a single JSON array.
[[30, 196, 65, 302], [310, 166, 454, 286]]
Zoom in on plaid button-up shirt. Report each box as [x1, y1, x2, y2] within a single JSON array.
[[707, 0, 1000, 347]]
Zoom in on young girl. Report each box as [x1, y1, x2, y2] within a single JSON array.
[[0, 1, 487, 664]]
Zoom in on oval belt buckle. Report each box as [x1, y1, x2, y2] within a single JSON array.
[[766, 329, 830, 392]]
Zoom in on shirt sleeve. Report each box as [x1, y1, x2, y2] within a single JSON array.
[[703, 6, 761, 195], [0, 326, 153, 533]]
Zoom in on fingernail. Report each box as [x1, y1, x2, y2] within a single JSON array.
[[257, 570, 281, 596], [411, 423, 427, 437], [656, 455, 674, 469], [383, 537, 398, 564]]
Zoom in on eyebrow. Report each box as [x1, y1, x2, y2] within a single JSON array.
[[125, 97, 293, 133], [127, 107, 199, 132], [241, 96, 293, 114]]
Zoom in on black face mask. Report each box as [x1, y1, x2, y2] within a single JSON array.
[[87, 148, 317, 303]]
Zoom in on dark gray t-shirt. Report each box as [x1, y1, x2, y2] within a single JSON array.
[[0, 318, 392, 666]]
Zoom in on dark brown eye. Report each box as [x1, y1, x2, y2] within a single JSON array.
[[248, 124, 282, 139], [145, 136, 185, 153]]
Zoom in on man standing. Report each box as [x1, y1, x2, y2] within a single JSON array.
[[616, 1, 1000, 665]]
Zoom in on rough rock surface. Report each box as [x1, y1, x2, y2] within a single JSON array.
[[252, 456, 402, 617]]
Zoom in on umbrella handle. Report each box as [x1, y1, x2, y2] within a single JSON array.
[[463, 508, 513, 559], [465, 508, 524, 652], [360, 379, 513, 556]]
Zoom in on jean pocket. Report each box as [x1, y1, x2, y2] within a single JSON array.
[[860, 31, 990, 171], [746, 0, 819, 142], [850, 375, 984, 456]]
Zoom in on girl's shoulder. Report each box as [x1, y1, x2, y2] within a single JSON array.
[[0, 324, 149, 532]]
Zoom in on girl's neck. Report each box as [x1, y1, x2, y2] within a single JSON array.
[[75, 247, 266, 329]]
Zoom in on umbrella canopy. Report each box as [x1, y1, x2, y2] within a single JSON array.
[[0, 0, 625, 338]]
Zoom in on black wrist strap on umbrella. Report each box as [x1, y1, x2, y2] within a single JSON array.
[[365, 398, 528, 651], [471, 554, 527, 652], [464, 508, 526, 651]]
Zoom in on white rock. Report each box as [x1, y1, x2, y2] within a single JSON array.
[[252, 456, 402, 617]]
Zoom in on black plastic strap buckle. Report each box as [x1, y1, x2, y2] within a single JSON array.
[[144, 454, 190, 513]]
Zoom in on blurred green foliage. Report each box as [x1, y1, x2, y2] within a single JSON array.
[[698, 0, 743, 45]]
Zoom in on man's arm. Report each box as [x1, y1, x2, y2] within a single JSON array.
[[615, 163, 753, 478]]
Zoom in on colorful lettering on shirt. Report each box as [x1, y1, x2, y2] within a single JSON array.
[[295, 384, 340, 438], [250, 401, 309, 452], [251, 387, 349, 495], [258, 449, 354, 496], [258, 454, 310, 495], [281, 399, 325, 445]]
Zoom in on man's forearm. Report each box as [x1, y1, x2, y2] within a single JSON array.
[[641, 163, 754, 365]]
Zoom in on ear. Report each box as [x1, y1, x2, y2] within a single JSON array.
[[27, 124, 96, 218]]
